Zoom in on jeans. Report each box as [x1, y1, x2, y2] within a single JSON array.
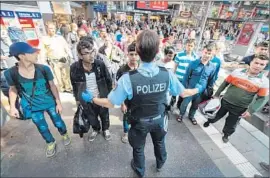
[[84, 102, 110, 131], [31, 106, 67, 143], [179, 94, 202, 118], [128, 116, 167, 177], [123, 113, 129, 133]]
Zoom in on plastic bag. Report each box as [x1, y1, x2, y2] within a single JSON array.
[[73, 105, 90, 138]]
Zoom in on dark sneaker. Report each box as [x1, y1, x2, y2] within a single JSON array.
[[46, 141, 56, 158], [131, 159, 143, 178], [203, 121, 210, 127], [104, 130, 111, 140], [62, 133, 71, 146], [89, 130, 99, 142], [222, 135, 229, 143], [259, 162, 269, 172], [157, 165, 164, 172]]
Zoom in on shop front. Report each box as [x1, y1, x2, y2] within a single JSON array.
[[1, 3, 46, 47]]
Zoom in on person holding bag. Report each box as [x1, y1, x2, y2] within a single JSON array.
[[177, 44, 216, 125], [4, 42, 71, 158]]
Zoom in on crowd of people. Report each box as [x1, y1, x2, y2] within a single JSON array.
[[0, 18, 269, 178]]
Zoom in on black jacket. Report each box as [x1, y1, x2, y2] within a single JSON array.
[[70, 59, 112, 102]]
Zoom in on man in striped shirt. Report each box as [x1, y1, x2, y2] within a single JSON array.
[[204, 55, 269, 143], [172, 39, 197, 109]]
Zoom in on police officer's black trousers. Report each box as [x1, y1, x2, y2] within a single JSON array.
[[84, 103, 110, 131], [128, 117, 167, 177], [209, 99, 247, 136]]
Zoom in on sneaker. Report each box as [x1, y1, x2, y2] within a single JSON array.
[[104, 130, 111, 140], [203, 121, 210, 127], [254, 174, 263, 178], [89, 130, 99, 142], [157, 163, 165, 172], [62, 133, 71, 146], [121, 133, 128, 143], [46, 141, 56, 158], [259, 162, 269, 172], [222, 135, 229, 143]]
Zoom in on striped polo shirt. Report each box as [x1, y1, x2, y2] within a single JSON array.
[[222, 68, 269, 109], [174, 50, 197, 83]]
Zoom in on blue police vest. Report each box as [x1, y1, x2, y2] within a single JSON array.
[[128, 66, 169, 119]]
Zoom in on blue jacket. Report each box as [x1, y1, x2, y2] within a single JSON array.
[[211, 56, 221, 82], [182, 58, 216, 94]]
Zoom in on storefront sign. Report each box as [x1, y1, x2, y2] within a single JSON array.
[[136, 1, 168, 11], [51, 2, 72, 15], [15, 11, 42, 19], [236, 23, 256, 46], [93, 4, 107, 12], [179, 11, 192, 18], [0, 10, 15, 18]]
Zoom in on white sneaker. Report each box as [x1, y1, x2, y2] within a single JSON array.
[[104, 130, 111, 141], [89, 130, 98, 142]]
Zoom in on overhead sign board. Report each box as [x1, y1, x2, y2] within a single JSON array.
[[136, 1, 168, 11]]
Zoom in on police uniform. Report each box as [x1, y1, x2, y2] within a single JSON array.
[[108, 62, 184, 177]]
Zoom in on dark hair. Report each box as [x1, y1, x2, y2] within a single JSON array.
[[78, 22, 83, 28], [128, 41, 136, 53], [186, 39, 196, 45], [98, 45, 107, 55], [204, 43, 215, 51], [136, 30, 159, 62], [14, 56, 21, 61], [253, 54, 269, 61], [79, 36, 94, 45], [164, 46, 175, 55], [256, 41, 269, 48], [77, 39, 94, 55]]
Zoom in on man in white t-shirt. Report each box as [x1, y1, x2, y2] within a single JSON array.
[[156, 46, 176, 109]]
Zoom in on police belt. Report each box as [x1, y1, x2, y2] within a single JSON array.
[[139, 114, 162, 122]]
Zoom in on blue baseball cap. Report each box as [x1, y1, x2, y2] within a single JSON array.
[[9, 42, 39, 57]]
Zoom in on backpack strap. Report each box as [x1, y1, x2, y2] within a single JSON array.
[[9, 64, 23, 97]]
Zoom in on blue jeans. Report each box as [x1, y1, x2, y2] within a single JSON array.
[[31, 106, 67, 143], [179, 94, 202, 119]]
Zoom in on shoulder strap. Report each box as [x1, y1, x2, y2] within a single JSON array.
[[10, 65, 23, 97]]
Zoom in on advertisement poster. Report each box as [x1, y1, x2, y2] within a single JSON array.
[[18, 18, 39, 47], [136, 1, 168, 11], [236, 23, 257, 46]]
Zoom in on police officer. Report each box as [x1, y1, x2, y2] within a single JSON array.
[[81, 30, 198, 177]]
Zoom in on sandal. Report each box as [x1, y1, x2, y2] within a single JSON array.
[[176, 115, 183, 122], [190, 118, 197, 125]]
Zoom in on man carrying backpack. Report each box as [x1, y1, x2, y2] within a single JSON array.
[[4, 42, 71, 158]]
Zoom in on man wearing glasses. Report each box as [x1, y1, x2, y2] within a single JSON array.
[[70, 38, 112, 141]]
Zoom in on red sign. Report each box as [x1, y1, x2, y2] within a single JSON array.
[[179, 11, 192, 18], [18, 18, 39, 47], [0, 17, 4, 25], [136, 1, 168, 11], [236, 23, 256, 46]]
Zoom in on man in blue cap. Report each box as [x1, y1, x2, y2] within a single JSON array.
[[79, 30, 198, 177], [4, 42, 71, 158]]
